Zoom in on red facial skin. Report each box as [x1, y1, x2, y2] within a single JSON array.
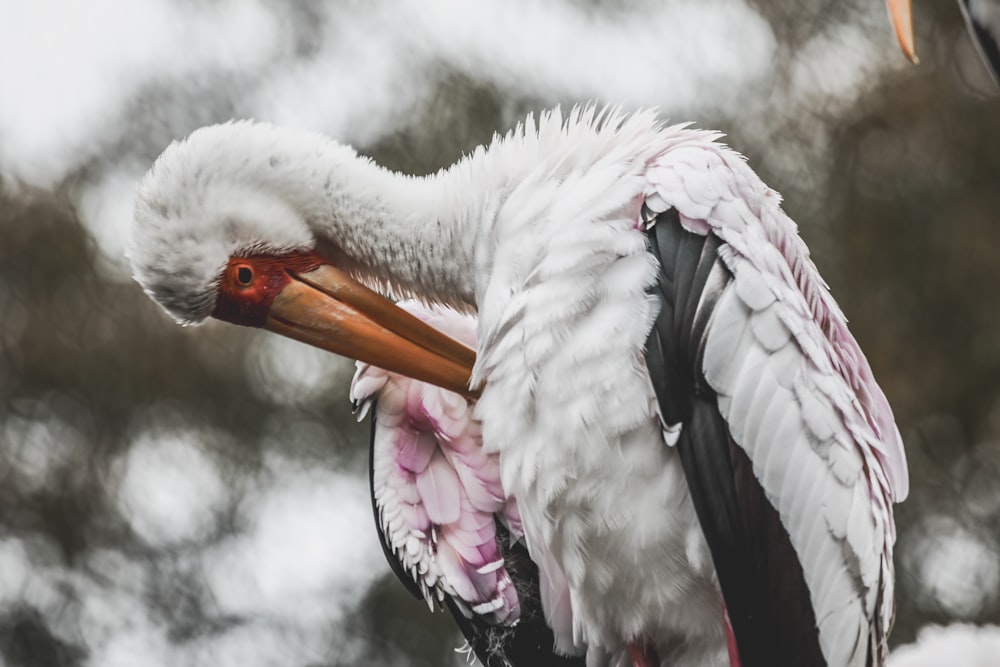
[[211, 251, 325, 328], [209, 249, 478, 400]]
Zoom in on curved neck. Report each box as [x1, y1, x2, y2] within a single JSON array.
[[272, 140, 481, 310]]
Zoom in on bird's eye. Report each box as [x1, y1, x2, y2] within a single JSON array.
[[235, 265, 254, 286]]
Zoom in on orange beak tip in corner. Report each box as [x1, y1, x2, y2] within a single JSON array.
[[886, 0, 919, 64]]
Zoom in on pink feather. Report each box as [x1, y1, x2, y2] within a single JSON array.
[[353, 300, 521, 625], [415, 449, 462, 525]]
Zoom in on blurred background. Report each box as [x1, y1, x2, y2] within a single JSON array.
[[1, 0, 999, 665]]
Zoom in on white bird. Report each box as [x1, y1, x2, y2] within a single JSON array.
[[128, 105, 908, 667]]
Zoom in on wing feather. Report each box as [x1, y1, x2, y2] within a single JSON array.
[[415, 449, 463, 525], [643, 130, 905, 667], [353, 301, 584, 667], [645, 209, 826, 666]]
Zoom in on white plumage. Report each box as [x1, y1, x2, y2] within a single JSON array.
[[129, 107, 908, 667]]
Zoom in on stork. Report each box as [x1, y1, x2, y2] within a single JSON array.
[[128, 103, 908, 666]]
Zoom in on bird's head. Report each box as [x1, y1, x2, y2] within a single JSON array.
[[128, 121, 477, 398]]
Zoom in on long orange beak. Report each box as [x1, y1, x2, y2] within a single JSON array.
[[886, 0, 918, 63], [264, 264, 479, 400]]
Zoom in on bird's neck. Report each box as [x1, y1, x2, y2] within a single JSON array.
[[294, 145, 481, 310]]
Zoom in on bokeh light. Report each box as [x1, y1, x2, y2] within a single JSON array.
[[113, 428, 229, 548]]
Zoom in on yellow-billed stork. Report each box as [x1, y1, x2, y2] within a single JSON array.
[[127, 103, 908, 667]]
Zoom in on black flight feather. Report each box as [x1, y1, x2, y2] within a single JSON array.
[[644, 209, 826, 667]]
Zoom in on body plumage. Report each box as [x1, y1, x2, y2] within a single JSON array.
[[129, 107, 907, 666]]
